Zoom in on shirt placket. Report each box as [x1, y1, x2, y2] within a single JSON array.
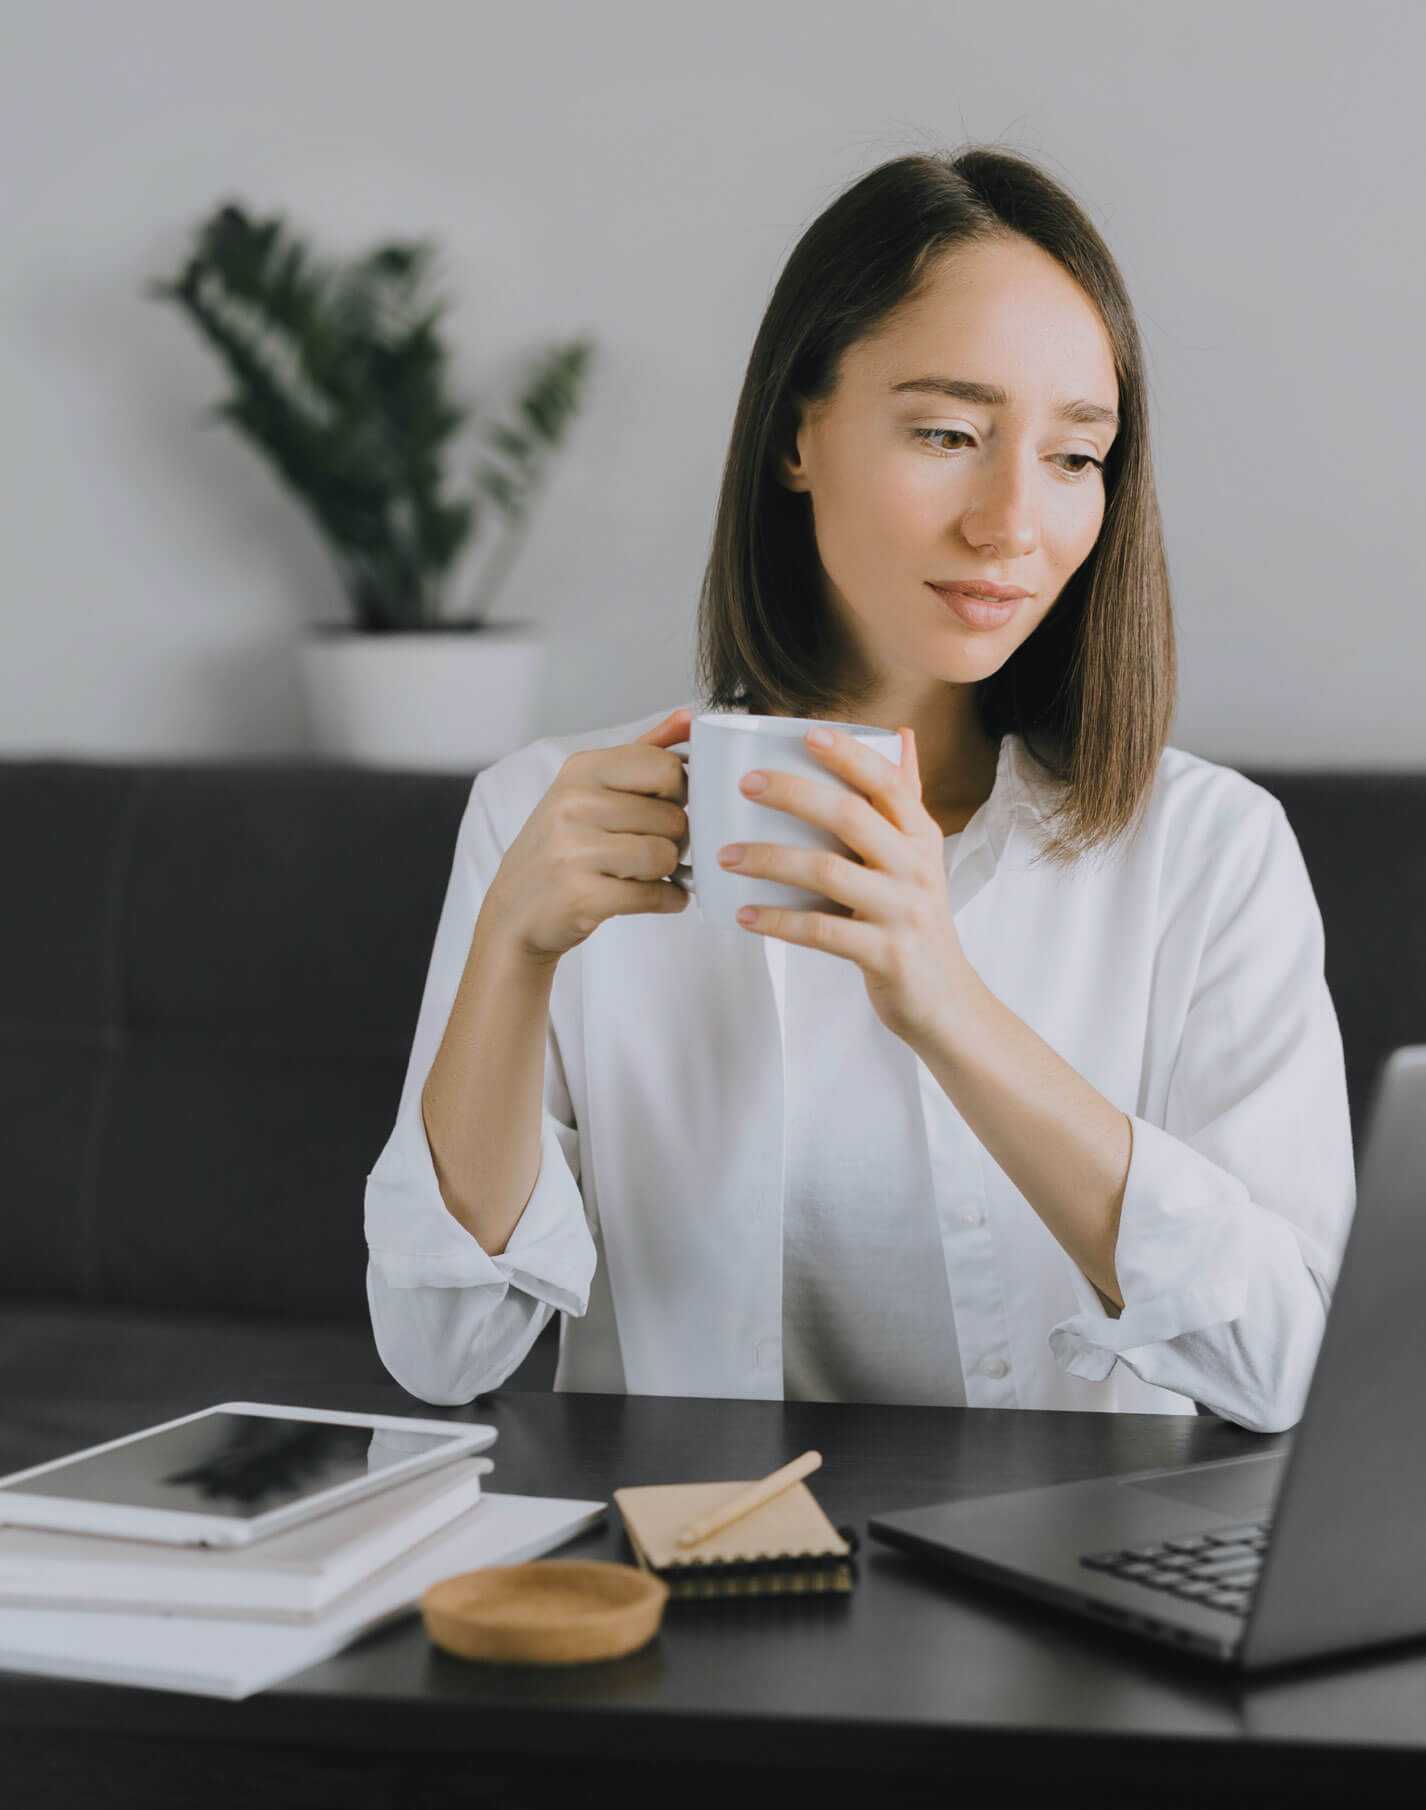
[[917, 1063, 1019, 1405], [919, 804, 1021, 1405]]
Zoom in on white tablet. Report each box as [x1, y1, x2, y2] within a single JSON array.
[[0, 1401, 498, 1549]]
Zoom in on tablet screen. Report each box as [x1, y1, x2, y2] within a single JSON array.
[[0, 1412, 460, 1522]]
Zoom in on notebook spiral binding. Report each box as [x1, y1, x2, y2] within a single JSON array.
[[660, 1525, 862, 1601]]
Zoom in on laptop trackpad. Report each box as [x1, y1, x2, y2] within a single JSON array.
[[1121, 1453, 1288, 1520]]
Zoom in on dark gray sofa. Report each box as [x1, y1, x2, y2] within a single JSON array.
[[3, 754, 1423, 1464]]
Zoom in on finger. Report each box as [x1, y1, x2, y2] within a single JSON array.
[[900, 727, 922, 799], [736, 902, 880, 963], [720, 842, 893, 917], [742, 769, 905, 872], [803, 727, 923, 834], [638, 706, 694, 746]]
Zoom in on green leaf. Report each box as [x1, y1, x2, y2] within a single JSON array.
[[487, 423, 535, 467], [476, 466, 525, 514], [146, 200, 590, 623]]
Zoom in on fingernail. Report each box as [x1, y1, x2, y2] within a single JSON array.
[[741, 771, 767, 793]]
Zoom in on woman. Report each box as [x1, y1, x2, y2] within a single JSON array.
[[364, 148, 1354, 1432]]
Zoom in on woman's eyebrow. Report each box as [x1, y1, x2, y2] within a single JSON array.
[[888, 375, 1119, 431]]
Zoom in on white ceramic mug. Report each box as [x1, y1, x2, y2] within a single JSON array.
[[669, 711, 903, 926]]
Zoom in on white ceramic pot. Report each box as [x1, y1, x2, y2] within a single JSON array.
[[299, 620, 546, 772]]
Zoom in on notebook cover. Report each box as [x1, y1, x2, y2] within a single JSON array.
[[0, 1492, 607, 1700], [613, 1478, 852, 1573]]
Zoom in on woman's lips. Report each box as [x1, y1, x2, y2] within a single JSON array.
[[927, 582, 1022, 629]]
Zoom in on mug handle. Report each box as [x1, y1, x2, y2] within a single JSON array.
[[667, 740, 694, 893]]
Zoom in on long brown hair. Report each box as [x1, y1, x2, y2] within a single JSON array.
[[692, 146, 1175, 867]]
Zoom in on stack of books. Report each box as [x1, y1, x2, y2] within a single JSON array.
[[0, 1451, 608, 1699]]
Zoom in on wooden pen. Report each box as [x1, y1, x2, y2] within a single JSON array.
[[675, 1450, 824, 1548]]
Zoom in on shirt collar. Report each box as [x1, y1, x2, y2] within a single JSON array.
[[984, 730, 1063, 860]]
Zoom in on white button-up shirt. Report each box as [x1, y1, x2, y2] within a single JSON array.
[[364, 704, 1357, 1433]]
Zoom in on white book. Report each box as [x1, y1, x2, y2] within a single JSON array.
[[0, 1491, 608, 1700], [0, 1455, 496, 1621]]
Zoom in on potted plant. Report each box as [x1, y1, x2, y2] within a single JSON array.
[[146, 202, 593, 770]]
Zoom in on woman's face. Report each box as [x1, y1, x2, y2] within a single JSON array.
[[778, 233, 1120, 691]]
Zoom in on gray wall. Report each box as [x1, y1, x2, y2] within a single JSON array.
[[3, 0, 1421, 769]]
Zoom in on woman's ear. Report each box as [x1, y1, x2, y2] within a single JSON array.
[[776, 394, 815, 493], [777, 451, 808, 493]]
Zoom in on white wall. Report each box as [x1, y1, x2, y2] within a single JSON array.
[[3, 0, 1422, 769]]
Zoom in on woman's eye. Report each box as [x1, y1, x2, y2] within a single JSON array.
[[911, 427, 1104, 480], [913, 427, 975, 454], [1052, 452, 1104, 478]]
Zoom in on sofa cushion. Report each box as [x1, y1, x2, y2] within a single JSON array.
[[1240, 768, 1426, 1148], [1, 758, 470, 1322], [3, 753, 1423, 1365]]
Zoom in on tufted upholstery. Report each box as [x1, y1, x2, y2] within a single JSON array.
[[2, 755, 1423, 1425]]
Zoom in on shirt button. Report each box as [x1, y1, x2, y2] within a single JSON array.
[[959, 1205, 984, 1228], [978, 1356, 1010, 1379]]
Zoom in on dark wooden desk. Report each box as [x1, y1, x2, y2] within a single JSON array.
[[2, 1386, 1424, 1808]]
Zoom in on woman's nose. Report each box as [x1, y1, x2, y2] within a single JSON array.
[[960, 452, 1039, 558]]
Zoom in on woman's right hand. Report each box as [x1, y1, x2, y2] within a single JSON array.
[[480, 707, 694, 968]]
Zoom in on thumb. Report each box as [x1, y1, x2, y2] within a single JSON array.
[[900, 727, 921, 795], [639, 706, 693, 745]]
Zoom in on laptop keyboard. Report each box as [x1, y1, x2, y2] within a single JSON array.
[[1080, 1519, 1271, 1617]]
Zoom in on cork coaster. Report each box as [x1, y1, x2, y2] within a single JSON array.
[[421, 1559, 669, 1666]]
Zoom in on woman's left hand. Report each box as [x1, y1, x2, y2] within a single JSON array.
[[718, 726, 974, 1047]]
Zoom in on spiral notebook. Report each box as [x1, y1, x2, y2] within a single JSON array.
[[613, 1477, 859, 1600]]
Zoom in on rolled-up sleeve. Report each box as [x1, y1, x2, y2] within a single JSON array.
[[364, 771, 597, 1404], [1048, 794, 1356, 1433]]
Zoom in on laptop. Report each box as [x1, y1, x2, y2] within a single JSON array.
[[868, 1044, 1426, 1672]]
